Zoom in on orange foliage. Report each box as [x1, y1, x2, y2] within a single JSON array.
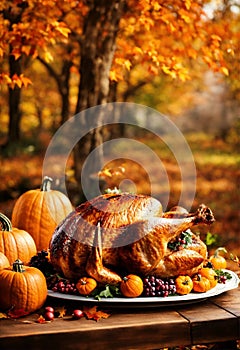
[[0, 0, 238, 89], [111, 0, 234, 82], [0, 0, 72, 88], [83, 305, 111, 321]]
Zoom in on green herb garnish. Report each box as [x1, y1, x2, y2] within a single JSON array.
[[91, 284, 122, 300]]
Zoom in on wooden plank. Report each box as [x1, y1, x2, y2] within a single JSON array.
[[1, 288, 239, 349], [211, 287, 240, 317], [177, 299, 239, 345], [211, 287, 240, 342], [0, 308, 190, 350]]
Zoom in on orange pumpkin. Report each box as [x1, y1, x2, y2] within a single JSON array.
[[175, 275, 193, 295], [120, 274, 143, 298], [12, 176, 73, 251], [0, 252, 10, 270], [192, 274, 211, 293], [76, 277, 97, 295], [198, 267, 218, 288], [0, 259, 47, 313], [209, 247, 227, 269], [0, 213, 37, 265]]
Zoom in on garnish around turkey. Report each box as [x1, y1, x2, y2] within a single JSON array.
[[28, 191, 235, 300]]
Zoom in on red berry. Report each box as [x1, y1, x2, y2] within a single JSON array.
[[44, 311, 54, 321], [72, 309, 84, 320], [45, 306, 54, 313]]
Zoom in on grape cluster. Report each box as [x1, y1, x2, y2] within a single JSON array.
[[218, 275, 227, 284], [143, 276, 177, 297], [29, 250, 55, 276], [49, 278, 79, 295]]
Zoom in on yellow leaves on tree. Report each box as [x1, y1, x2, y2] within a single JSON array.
[[0, 0, 238, 90], [0, 73, 32, 89], [110, 0, 235, 83], [0, 0, 71, 85]]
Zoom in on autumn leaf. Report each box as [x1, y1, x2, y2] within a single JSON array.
[[179, 9, 191, 23], [36, 315, 47, 324], [12, 74, 22, 88], [0, 312, 8, 319], [11, 50, 22, 61], [109, 70, 118, 81], [1, 73, 12, 85], [148, 65, 159, 75], [98, 168, 113, 178], [52, 21, 71, 38], [44, 51, 54, 63], [220, 66, 229, 76], [183, 0, 192, 10], [83, 306, 111, 322], [211, 34, 222, 42], [55, 306, 66, 318], [124, 59, 132, 71], [22, 45, 32, 56], [20, 74, 32, 87]]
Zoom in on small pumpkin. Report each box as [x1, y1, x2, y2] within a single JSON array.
[[76, 277, 97, 295], [0, 252, 10, 270], [175, 275, 193, 295], [120, 274, 143, 298], [192, 274, 211, 293], [12, 176, 73, 251], [0, 259, 47, 313], [209, 247, 227, 269], [0, 213, 37, 265], [198, 267, 218, 288]]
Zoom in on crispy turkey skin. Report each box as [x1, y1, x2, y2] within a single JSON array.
[[49, 193, 215, 284]]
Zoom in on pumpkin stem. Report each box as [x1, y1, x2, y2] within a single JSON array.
[[196, 274, 202, 281], [0, 213, 12, 231], [80, 279, 87, 285], [183, 278, 191, 285], [41, 176, 53, 192], [12, 259, 25, 273], [214, 247, 227, 257]]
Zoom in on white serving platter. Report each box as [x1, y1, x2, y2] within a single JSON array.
[[47, 269, 239, 308]]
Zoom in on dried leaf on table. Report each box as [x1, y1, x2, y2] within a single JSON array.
[[0, 312, 8, 319], [83, 305, 111, 321], [55, 306, 66, 318], [36, 315, 47, 323]]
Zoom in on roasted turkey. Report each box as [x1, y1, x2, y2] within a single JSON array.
[[49, 193, 215, 284]]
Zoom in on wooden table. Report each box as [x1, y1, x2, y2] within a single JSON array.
[[1, 286, 240, 350]]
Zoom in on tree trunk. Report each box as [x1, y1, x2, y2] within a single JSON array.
[[8, 55, 22, 144], [3, 5, 27, 146], [73, 0, 126, 203], [37, 50, 72, 126]]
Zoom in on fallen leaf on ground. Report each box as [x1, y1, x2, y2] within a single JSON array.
[[83, 305, 111, 321], [55, 306, 66, 318], [36, 315, 46, 323]]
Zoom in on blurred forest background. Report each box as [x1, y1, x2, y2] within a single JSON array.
[[0, 0, 239, 259]]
